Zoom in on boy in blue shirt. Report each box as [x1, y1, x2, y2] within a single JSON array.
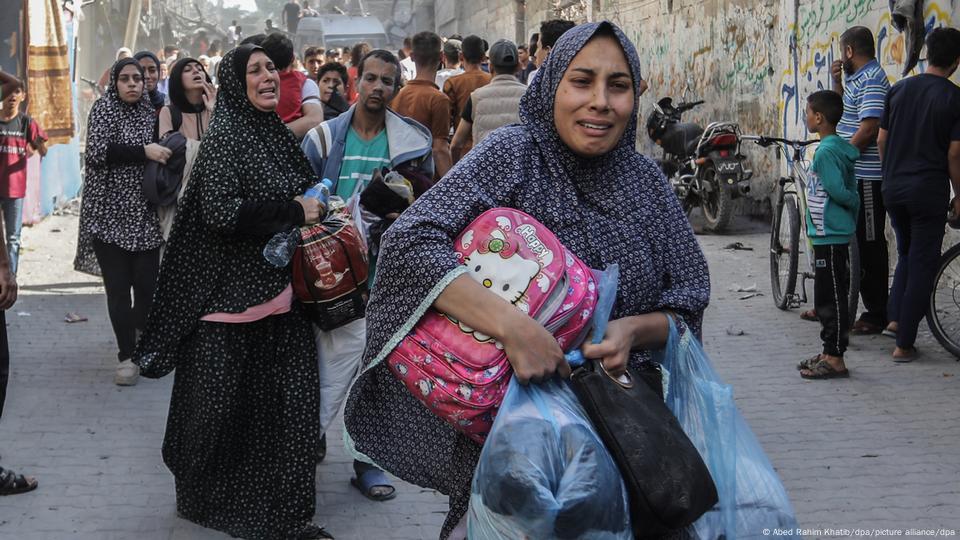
[[799, 90, 860, 379]]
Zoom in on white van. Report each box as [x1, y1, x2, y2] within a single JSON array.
[[295, 15, 391, 54]]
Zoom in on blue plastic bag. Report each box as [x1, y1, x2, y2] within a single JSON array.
[[468, 376, 632, 540], [656, 319, 801, 540]]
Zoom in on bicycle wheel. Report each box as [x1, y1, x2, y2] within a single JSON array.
[[847, 235, 861, 324], [770, 192, 800, 310], [927, 242, 960, 359]]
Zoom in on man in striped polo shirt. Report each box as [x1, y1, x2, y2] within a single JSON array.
[[830, 26, 891, 335]]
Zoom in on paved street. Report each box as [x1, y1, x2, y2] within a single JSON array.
[[0, 211, 957, 539]]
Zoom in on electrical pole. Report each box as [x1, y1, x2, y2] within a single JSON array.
[[124, 0, 143, 50]]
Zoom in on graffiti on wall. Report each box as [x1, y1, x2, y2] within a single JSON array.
[[779, 1, 955, 143], [586, 0, 958, 203], [611, 1, 784, 195]]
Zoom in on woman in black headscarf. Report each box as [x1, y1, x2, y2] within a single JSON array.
[[134, 51, 167, 112], [342, 22, 710, 539], [76, 58, 169, 386], [134, 45, 331, 540], [158, 57, 216, 140]]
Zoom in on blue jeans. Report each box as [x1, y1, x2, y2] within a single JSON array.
[[0, 198, 23, 275]]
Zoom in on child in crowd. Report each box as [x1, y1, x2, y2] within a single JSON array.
[[798, 90, 860, 380], [0, 77, 47, 275]]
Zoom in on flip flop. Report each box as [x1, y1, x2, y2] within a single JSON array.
[[351, 468, 396, 502], [882, 328, 897, 339], [800, 358, 850, 380], [800, 309, 819, 322], [850, 320, 883, 335], [0, 467, 38, 495], [797, 354, 821, 371], [893, 346, 917, 363]]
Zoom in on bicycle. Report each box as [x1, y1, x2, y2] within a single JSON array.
[[742, 135, 860, 318], [926, 222, 960, 359]]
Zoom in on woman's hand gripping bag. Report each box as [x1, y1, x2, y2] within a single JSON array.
[[468, 377, 632, 540], [386, 208, 595, 443], [656, 319, 801, 540]]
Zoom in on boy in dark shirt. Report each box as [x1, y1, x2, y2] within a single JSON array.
[[799, 90, 860, 380], [0, 77, 47, 275], [878, 27, 960, 361]]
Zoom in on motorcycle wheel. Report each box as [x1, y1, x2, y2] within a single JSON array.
[[680, 197, 695, 217], [700, 165, 735, 233]]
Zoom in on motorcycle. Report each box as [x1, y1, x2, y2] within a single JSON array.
[[646, 97, 752, 233]]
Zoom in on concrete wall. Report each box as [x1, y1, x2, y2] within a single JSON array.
[[608, 0, 959, 209], [437, 0, 524, 44], [449, 0, 960, 211]]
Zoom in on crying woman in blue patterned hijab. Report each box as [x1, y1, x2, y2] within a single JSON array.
[[343, 21, 710, 539]]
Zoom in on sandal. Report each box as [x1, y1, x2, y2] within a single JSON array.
[[800, 309, 819, 322], [893, 346, 917, 363], [800, 358, 850, 379], [293, 523, 334, 539], [851, 320, 883, 335], [0, 466, 38, 495], [796, 354, 821, 371], [350, 468, 396, 502]]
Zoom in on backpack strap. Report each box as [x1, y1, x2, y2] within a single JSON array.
[[19, 114, 32, 139]]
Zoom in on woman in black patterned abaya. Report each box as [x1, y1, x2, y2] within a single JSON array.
[[134, 45, 332, 540]]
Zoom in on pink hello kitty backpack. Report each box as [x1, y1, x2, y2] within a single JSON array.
[[386, 208, 598, 443]]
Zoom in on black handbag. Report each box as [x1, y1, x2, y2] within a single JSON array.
[[569, 360, 718, 538]]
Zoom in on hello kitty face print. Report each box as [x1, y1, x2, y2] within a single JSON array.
[[451, 209, 567, 344], [464, 231, 540, 307]]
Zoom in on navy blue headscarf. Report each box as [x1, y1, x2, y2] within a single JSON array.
[[134, 51, 167, 110], [343, 21, 710, 539]]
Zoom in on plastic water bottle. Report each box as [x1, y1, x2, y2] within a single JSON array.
[[263, 228, 300, 267], [263, 178, 335, 268], [305, 178, 334, 207]]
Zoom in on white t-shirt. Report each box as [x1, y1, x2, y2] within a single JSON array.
[[301, 78, 320, 104], [435, 67, 463, 90], [400, 56, 416, 83]]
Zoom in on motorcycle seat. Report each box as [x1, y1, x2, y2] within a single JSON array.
[[661, 122, 703, 157]]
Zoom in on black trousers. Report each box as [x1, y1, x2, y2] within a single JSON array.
[[856, 180, 889, 326], [0, 311, 8, 421], [814, 244, 850, 357], [887, 202, 947, 349], [92, 239, 160, 361]]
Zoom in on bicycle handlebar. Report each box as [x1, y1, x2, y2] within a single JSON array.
[[742, 135, 817, 149], [676, 100, 705, 112]]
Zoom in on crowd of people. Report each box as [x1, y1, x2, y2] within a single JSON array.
[[20, 17, 614, 540], [0, 7, 959, 540], [797, 25, 960, 379]]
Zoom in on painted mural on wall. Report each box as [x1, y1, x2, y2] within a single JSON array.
[[780, 0, 954, 145], [587, 0, 958, 206], [599, 1, 783, 199]]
